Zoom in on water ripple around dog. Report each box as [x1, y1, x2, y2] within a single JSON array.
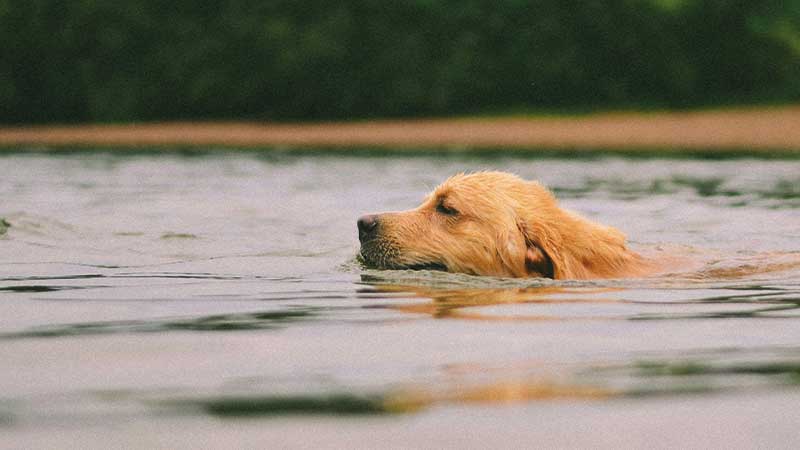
[[2, 153, 800, 447]]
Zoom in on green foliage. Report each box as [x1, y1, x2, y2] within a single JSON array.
[[1, 0, 798, 123]]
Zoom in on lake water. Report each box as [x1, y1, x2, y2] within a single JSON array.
[[1, 151, 800, 449]]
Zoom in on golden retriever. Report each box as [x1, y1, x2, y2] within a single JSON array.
[[357, 171, 654, 280]]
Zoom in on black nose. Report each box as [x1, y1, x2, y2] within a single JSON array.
[[357, 214, 379, 241]]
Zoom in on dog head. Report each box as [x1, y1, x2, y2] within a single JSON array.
[[358, 171, 635, 279]]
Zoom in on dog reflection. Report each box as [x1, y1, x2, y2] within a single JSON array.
[[367, 283, 621, 321]]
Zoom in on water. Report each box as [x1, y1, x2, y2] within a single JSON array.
[[1, 151, 800, 449]]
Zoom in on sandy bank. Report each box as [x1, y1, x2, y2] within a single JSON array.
[[1, 106, 799, 153]]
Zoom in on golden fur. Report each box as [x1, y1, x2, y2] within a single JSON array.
[[358, 171, 654, 280]]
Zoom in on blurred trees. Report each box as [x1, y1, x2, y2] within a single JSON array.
[[1, 0, 798, 123]]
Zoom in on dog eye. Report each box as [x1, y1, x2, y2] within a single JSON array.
[[436, 201, 459, 216]]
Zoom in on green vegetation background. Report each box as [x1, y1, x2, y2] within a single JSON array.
[[1, 0, 798, 124]]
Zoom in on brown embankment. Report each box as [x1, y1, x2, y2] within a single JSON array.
[[1, 106, 799, 152]]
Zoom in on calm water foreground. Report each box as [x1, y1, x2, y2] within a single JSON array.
[[1, 151, 800, 449]]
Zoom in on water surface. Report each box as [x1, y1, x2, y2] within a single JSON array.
[[1, 152, 800, 448]]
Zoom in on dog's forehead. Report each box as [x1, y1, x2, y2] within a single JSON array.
[[432, 179, 481, 203], [443, 171, 508, 188], [425, 173, 532, 217], [435, 172, 525, 198]]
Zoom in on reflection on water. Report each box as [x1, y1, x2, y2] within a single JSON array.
[[552, 173, 800, 209], [170, 393, 393, 417], [366, 283, 625, 320], [0, 308, 315, 339], [1, 153, 800, 447], [171, 379, 615, 418]]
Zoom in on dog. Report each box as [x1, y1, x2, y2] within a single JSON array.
[[357, 171, 654, 280]]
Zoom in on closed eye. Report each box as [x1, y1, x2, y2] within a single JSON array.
[[436, 200, 459, 216]]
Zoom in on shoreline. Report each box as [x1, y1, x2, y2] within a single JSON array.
[[1, 106, 799, 153]]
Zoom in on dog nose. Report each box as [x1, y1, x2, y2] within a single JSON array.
[[357, 214, 380, 241]]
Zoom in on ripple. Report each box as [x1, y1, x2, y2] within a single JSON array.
[[550, 175, 800, 208], [0, 309, 316, 339], [0, 285, 94, 293], [173, 394, 390, 417], [160, 233, 199, 239], [0, 213, 78, 237]]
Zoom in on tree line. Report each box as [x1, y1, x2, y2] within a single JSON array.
[[1, 0, 798, 123]]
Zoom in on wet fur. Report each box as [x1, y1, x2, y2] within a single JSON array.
[[359, 171, 653, 279]]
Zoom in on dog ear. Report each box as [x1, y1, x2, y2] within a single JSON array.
[[519, 207, 639, 280], [517, 221, 555, 279], [524, 244, 554, 278]]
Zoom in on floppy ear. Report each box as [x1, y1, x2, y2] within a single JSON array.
[[518, 208, 641, 280], [517, 220, 555, 279], [517, 210, 603, 280], [524, 243, 554, 279], [513, 179, 642, 280]]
